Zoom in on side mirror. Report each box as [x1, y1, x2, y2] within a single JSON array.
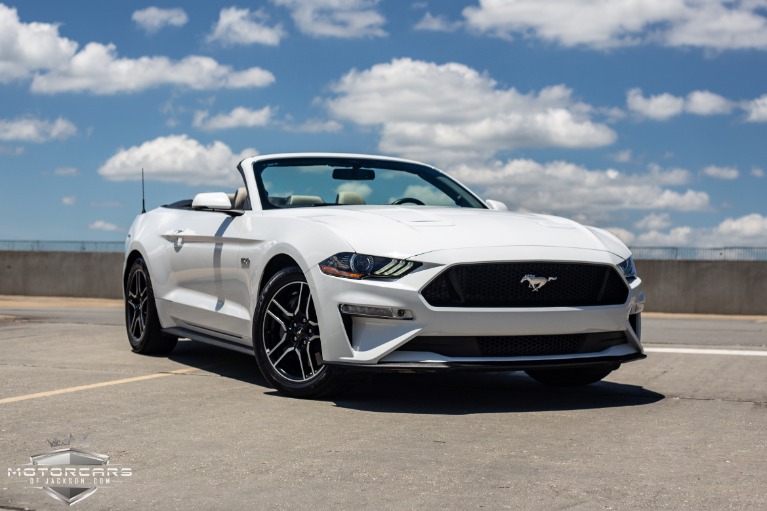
[[192, 192, 232, 210], [485, 199, 508, 211]]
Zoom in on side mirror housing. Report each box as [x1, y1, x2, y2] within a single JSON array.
[[485, 199, 508, 211], [192, 192, 232, 210]]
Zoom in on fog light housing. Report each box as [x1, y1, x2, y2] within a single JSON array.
[[339, 304, 414, 320]]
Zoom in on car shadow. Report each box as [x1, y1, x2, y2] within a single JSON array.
[[331, 372, 665, 415], [168, 340, 268, 386], [169, 340, 665, 415]]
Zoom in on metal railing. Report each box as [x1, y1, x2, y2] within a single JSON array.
[[0, 240, 124, 253], [631, 247, 767, 261]]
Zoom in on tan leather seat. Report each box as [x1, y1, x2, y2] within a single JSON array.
[[336, 191, 365, 205], [287, 195, 324, 206], [233, 187, 249, 209]]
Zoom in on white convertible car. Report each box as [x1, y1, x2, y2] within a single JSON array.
[[124, 153, 645, 397]]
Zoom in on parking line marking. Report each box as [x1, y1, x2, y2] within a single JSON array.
[[0, 368, 198, 405], [645, 347, 767, 357]]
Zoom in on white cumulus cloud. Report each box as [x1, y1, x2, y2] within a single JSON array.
[[89, 220, 121, 232], [752, 167, 765, 178], [462, 0, 767, 51], [0, 4, 77, 83], [30, 43, 275, 94], [326, 58, 616, 164], [0, 5, 274, 94], [627, 89, 685, 120], [701, 165, 739, 180], [98, 134, 256, 186], [685, 90, 735, 115], [282, 119, 343, 133], [132, 7, 188, 34], [61, 196, 76, 206], [272, 0, 386, 38], [447, 159, 709, 225], [743, 94, 767, 122], [627, 88, 734, 120], [637, 213, 767, 246], [193, 106, 272, 131], [207, 7, 285, 46], [635, 213, 672, 231], [415, 12, 462, 32], [0, 116, 76, 142]]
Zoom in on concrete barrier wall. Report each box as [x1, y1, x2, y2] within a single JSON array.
[[635, 260, 767, 315], [0, 252, 765, 314], [0, 251, 123, 299]]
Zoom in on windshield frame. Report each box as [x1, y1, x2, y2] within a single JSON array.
[[250, 156, 488, 210]]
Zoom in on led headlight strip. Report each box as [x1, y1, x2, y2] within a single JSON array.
[[319, 252, 421, 280]]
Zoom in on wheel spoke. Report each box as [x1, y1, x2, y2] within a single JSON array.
[[305, 294, 313, 318], [294, 283, 304, 315], [266, 332, 287, 357], [271, 299, 293, 318], [295, 350, 306, 380], [305, 339, 316, 376], [266, 309, 287, 331], [272, 346, 294, 367]]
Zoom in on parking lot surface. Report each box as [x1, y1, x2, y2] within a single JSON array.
[[1, 296, 765, 510]]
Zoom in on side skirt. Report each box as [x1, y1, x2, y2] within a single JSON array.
[[163, 327, 254, 356]]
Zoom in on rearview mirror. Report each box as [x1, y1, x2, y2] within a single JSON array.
[[192, 192, 232, 210], [332, 167, 375, 180]]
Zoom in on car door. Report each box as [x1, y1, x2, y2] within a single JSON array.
[[162, 209, 252, 344]]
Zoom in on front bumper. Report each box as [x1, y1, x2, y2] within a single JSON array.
[[305, 246, 645, 368]]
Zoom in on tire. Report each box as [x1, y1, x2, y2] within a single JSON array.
[[253, 266, 343, 398], [125, 258, 178, 355], [525, 365, 614, 387]]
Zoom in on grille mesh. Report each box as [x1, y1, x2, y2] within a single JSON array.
[[478, 335, 583, 356], [421, 262, 628, 307], [397, 332, 628, 358]]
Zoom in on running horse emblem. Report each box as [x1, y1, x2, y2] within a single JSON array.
[[520, 274, 557, 292]]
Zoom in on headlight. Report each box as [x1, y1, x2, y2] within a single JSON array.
[[617, 256, 637, 279], [319, 252, 421, 280]]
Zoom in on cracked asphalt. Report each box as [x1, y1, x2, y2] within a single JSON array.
[[0, 296, 765, 510]]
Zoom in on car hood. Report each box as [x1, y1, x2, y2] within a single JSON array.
[[300, 206, 630, 260]]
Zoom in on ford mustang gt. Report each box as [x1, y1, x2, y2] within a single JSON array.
[[123, 153, 645, 397]]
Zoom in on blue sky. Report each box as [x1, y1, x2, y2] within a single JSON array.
[[1, 0, 765, 246]]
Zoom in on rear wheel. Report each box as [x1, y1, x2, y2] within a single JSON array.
[[125, 258, 177, 355], [525, 366, 614, 387], [253, 267, 343, 398]]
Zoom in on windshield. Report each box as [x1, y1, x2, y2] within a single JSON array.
[[252, 157, 486, 209]]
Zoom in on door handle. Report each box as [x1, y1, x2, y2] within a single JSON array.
[[163, 229, 187, 248]]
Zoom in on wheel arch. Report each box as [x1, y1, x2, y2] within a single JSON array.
[[259, 253, 301, 295], [123, 249, 145, 289]]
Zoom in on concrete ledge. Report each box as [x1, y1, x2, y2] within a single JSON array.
[[0, 251, 123, 299], [1, 252, 765, 314], [636, 260, 767, 315]]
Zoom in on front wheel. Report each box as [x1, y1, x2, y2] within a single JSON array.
[[253, 267, 343, 398], [525, 365, 614, 387], [125, 258, 177, 355]]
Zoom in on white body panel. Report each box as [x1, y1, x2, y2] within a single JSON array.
[[125, 153, 644, 369]]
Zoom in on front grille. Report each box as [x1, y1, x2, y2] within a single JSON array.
[[421, 262, 628, 307], [397, 332, 628, 358]]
